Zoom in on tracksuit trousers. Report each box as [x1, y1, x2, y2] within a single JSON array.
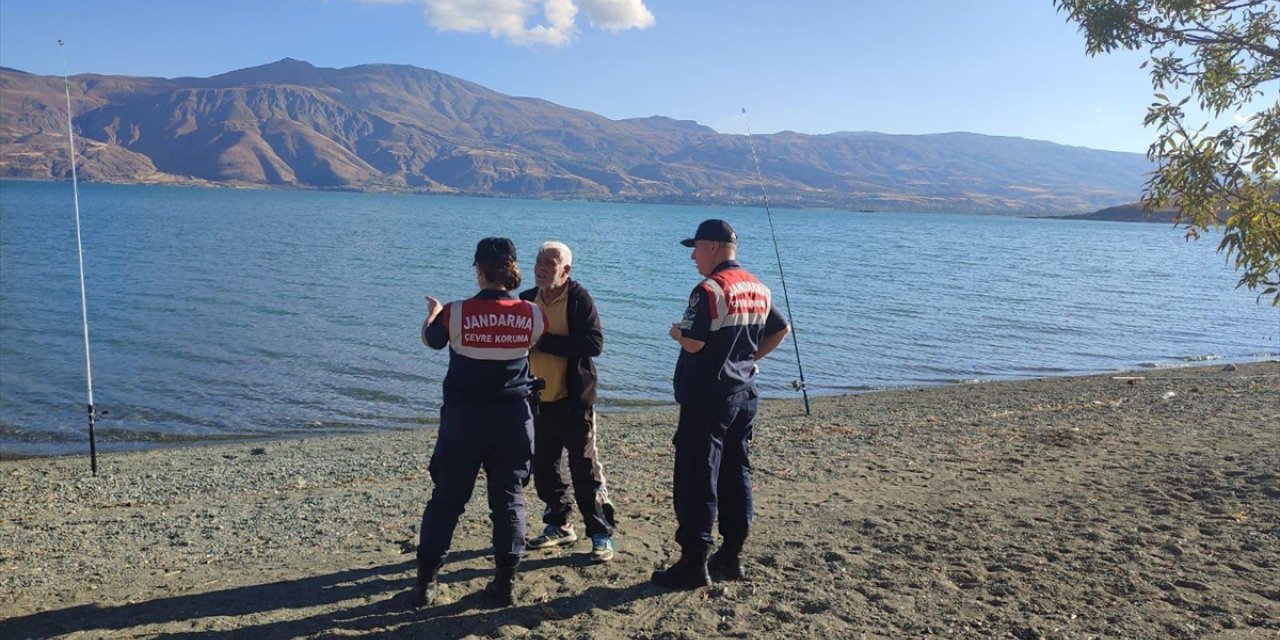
[[533, 399, 616, 537]]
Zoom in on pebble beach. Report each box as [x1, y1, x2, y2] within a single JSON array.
[[2, 362, 1277, 639]]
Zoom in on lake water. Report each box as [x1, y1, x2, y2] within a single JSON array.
[[1, 180, 1276, 456]]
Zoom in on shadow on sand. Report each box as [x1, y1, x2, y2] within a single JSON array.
[[1, 552, 663, 639]]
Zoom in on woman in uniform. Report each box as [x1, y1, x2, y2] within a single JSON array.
[[413, 237, 548, 607]]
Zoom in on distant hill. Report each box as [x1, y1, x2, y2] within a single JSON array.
[[1, 58, 1153, 214], [1053, 202, 1181, 223]]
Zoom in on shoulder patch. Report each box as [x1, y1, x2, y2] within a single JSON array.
[[680, 291, 702, 330]]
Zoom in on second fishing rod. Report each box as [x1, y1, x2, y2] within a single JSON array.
[[742, 109, 811, 416]]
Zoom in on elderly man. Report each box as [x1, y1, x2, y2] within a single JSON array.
[[519, 241, 618, 562], [653, 219, 791, 589]]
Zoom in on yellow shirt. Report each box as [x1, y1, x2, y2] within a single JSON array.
[[529, 288, 570, 402]]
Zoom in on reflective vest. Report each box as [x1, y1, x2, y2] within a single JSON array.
[[445, 298, 545, 360], [700, 268, 773, 332], [674, 263, 776, 404]]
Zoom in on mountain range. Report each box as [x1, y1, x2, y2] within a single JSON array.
[[0, 58, 1151, 214]]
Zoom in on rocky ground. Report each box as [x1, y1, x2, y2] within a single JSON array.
[[2, 362, 1277, 639]]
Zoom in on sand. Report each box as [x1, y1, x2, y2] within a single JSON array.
[[2, 362, 1277, 639]]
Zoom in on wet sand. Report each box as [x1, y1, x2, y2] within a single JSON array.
[[2, 362, 1277, 639]]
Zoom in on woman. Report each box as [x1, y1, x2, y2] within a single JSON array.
[[414, 237, 547, 607]]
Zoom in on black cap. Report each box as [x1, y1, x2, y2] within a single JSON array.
[[474, 237, 517, 265], [680, 219, 737, 247]]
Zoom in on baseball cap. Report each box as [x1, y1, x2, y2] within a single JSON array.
[[474, 237, 517, 265], [680, 219, 737, 247]]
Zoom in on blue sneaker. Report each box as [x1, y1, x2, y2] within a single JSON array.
[[590, 535, 615, 563]]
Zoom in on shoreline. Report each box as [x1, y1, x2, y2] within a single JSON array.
[[0, 175, 1106, 217], [1, 361, 1277, 638], [4, 356, 1276, 461]]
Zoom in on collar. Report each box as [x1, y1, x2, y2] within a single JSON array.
[[712, 260, 741, 274], [475, 289, 516, 300], [538, 289, 568, 306]]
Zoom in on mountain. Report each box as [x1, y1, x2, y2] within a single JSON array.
[[1053, 202, 1181, 223], [1, 59, 1152, 214]]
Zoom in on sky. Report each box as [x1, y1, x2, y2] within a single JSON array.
[[0, 0, 1245, 154]]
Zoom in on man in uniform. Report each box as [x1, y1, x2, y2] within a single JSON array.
[[652, 219, 791, 589], [519, 241, 618, 562]]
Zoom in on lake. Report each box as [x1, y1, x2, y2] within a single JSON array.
[[1, 180, 1275, 456]]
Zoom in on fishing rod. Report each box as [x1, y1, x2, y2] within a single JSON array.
[[742, 108, 810, 416], [59, 39, 99, 476]]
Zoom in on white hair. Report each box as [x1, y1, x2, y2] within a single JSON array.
[[539, 240, 573, 266]]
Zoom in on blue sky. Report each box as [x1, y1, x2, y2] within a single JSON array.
[[0, 0, 1213, 153]]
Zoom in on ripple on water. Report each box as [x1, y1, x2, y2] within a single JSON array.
[[2, 182, 1275, 454]]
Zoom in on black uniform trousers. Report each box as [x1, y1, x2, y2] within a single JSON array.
[[418, 397, 534, 570], [533, 399, 615, 537], [672, 388, 758, 553]]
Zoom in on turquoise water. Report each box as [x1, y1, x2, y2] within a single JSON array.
[[1, 180, 1276, 456]]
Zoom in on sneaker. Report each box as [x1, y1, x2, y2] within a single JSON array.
[[527, 524, 577, 549], [589, 535, 615, 563]]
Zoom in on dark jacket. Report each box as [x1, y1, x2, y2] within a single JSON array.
[[519, 279, 603, 408]]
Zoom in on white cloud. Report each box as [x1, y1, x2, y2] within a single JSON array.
[[578, 0, 655, 32], [425, 0, 542, 43], [386, 0, 652, 46]]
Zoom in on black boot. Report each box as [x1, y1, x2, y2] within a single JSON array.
[[708, 546, 744, 581], [651, 550, 711, 589], [412, 558, 442, 608], [483, 564, 517, 606]]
